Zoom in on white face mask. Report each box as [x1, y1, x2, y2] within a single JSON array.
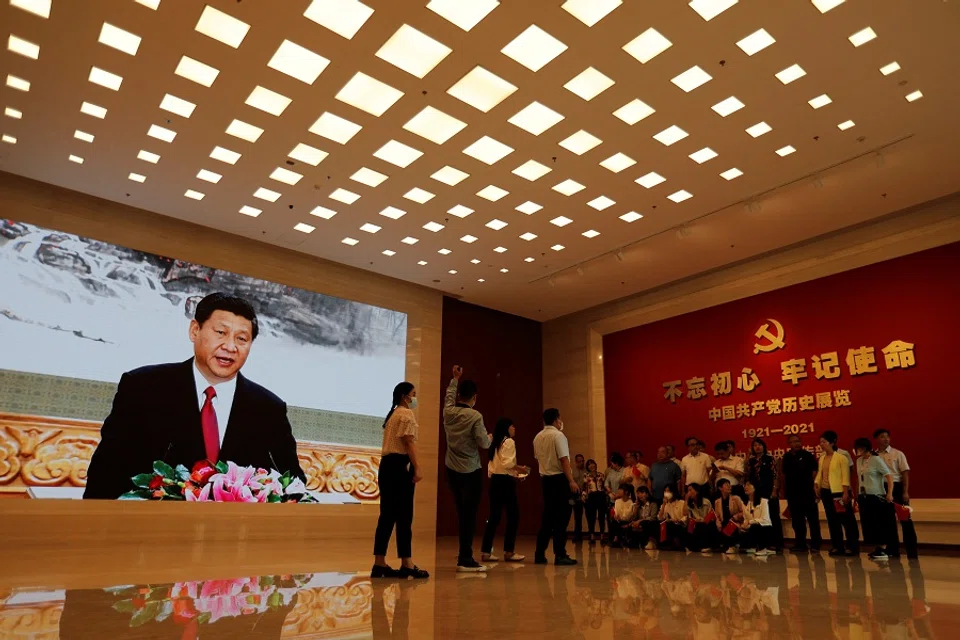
[[407, 396, 418, 410], [663, 492, 674, 501]]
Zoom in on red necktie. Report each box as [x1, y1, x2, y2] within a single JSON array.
[[201, 386, 219, 464]]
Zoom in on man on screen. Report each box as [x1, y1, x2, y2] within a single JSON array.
[[84, 293, 306, 499]]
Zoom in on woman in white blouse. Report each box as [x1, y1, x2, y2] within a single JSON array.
[[481, 418, 530, 562], [740, 480, 774, 556]]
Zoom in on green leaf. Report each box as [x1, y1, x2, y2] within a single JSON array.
[[267, 493, 282, 503], [162, 485, 184, 499], [153, 460, 176, 478], [175, 464, 191, 481], [130, 600, 160, 627], [197, 612, 212, 625], [132, 473, 156, 489], [119, 489, 151, 500], [267, 591, 282, 608], [113, 599, 136, 613], [215, 461, 228, 474]]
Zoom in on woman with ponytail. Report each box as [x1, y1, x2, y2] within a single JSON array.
[[480, 418, 530, 562], [372, 382, 429, 579]]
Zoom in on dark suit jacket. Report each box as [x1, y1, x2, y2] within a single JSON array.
[[84, 359, 306, 499]]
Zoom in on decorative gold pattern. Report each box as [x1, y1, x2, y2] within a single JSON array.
[[282, 578, 374, 637], [0, 603, 62, 640], [0, 413, 381, 501]]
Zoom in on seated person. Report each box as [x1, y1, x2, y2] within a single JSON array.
[[741, 480, 775, 556], [658, 486, 688, 550], [684, 483, 716, 554], [714, 478, 746, 554], [629, 486, 661, 550], [608, 483, 638, 548]]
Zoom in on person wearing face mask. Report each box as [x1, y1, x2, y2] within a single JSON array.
[[533, 408, 579, 565], [658, 486, 687, 550], [372, 382, 429, 579]]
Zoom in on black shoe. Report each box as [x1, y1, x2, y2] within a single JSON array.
[[371, 564, 399, 579], [456, 559, 487, 573], [811, 544, 822, 552], [828, 548, 845, 556], [793, 545, 809, 552], [555, 556, 578, 566], [398, 565, 430, 579], [534, 556, 548, 565]]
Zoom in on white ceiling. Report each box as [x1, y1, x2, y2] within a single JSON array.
[[1, 0, 958, 321]]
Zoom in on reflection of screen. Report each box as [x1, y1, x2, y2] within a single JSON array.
[[0, 220, 406, 417]]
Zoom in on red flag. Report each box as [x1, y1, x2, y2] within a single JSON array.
[[722, 521, 738, 537], [660, 521, 668, 542]]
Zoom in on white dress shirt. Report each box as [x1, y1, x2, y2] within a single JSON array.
[[878, 446, 910, 483], [715, 455, 745, 486], [192, 362, 237, 446], [533, 425, 570, 476], [681, 452, 714, 486], [489, 437, 519, 477]]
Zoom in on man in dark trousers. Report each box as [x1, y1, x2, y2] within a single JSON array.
[[84, 293, 305, 499], [533, 408, 578, 566], [875, 428, 919, 558], [781, 434, 823, 551]]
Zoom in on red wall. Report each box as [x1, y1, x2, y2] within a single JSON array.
[[603, 242, 960, 498], [437, 297, 544, 536]]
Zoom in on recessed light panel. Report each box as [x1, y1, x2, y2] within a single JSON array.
[[312, 206, 338, 219], [309, 112, 362, 144], [360, 223, 381, 234], [745, 121, 772, 137], [501, 25, 568, 72], [89, 67, 123, 90], [463, 136, 514, 164], [582, 229, 600, 238], [294, 223, 315, 234], [486, 219, 508, 231], [671, 66, 712, 92], [689, 147, 717, 164], [880, 61, 900, 76], [424, 221, 445, 232], [520, 232, 538, 241], [906, 90, 923, 102], [376, 24, 452, 78], [211, 146, 241, 164], [417, 260, 428, 265], [551, 245, 565, 252], [11, 0, 51, 18], [623, 28, 672, 64], [175, 56, 219, 87], [494, 247, 507, 254], [147, 124, 175, 142], [636, 171, 666, 188], [431, 166, 470, 185], [184, 189, 205, 201], [776, 145, 796, 156], [404, 238, 420, 246], [403, 106, 466, 144], [382, 250, 396, 257], [80, 102, 107, 119], [137, 150, 160, 163], [427, 0, 499, 31], [351, 168, 389, 187], [448, 66, 517, 112], [553, 179, 585, 196], [404, 188, 434, 204], [668, 190, 693, 203], [508, 101, 564, 136], [551, 216, 573, 227], [330, 188, 361, 204], [620, 211, 643, 222], [524, 258, 534, 264], [254, 187, 281, 202], [240, 206, 262, 217], [562, 0, 622, 26], [438, 249, 452, 255], [2, 134, 17, 144], [720, 167, 743, 180], [516, 201, 542, 214], [99, 23, 141, 55], [712, 96, 744, 117], [588, 196, 615, 211], [477, 185, 509, 201], [564, 67, 615, 100], [159, 94, 196, 118], [336, 72, 404, 117], [195, 5, 250, 48], [5, 107, 23, 119], [736, 28, 775, 56], [245, 86, 292, 116], [460, 235, 478, 244], [379, 206, 406, 220], [197, 169, 222, 183], [471, 259, 482, 264], [343, 237, 360, 246], [849, 27, 877, 47], [303, 0, 373, 39], [374, 140, 423, 168], [8, 35, 40, 59], [512, 160, 551, 181], [600, 152, 636, 173], [837, 120, 855, 131], [225, 120, 262, 142], [808, 94, 832, 109], [270, 167, 303, 185], [559, 130, 602, 155], [653, 125, 688, 146], [288, 143, 327, 166], [775, 64, 806, 84], [613, 99, 655, 125], [812, 0, 845, 12], [689, 0, 738, 21], [68, 155, 84, 164], [268, 40, 330, 85], [447, 205, 473, 218], [6, 75, 30, 92]]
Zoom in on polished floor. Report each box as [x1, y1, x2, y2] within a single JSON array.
[[1, 537, 957, 639]]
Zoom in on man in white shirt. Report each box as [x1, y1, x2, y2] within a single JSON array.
[[712, 441, 745, 497], [874, 428, 918, 558], [533, 408, 579, 566], [680, 436, 714, 498]]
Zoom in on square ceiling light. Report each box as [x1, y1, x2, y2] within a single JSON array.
[[379, 206, 406, 219], [424, 221, 445, 232], [463, 136, 513, 164], [159, 94, 196, 118], [175, 56, 219, 87], [6, 75, 30, 92], [128, 173, 146, 183], [550, 216, 573, 228], [195, 6, 249, 48], [689, 0, 738, 20], [564, 67, 615, 100], [2, 134, 17, 144], [653, 125, 688, 146], [304, 0, 373, 39], [5, 107, 23, 119], [588, 196, 615, 211], [512, 160, 551, 181], [776, 145, 796, 156], [671, 66, 712, 92], [520, 232, 538, 241], [240, 206, 262, 217], [620, 211, 643, 222], [448, 66, 517, 112], [431, 165, 469, 185], [745, 121, 772, 137], [493, 247, 507, 254], [80, 102, 107, 118], [438, 248, 452, 255], [808, 94, 832, 108], [427, 0, 499, 31], [8, 35, 39, 59], [906, 90, 923, 102], [508, 101, 564, 136], [11, 0, 51, 18], [689, 147, 717, 163], [477, 185, 509, 201], [74, 130, 94, 143], [374, 140, 423, 167], [562, 0, 622, 26], [553, 179, 585, 196], [776, 64, 806, 84], [613, 99, 655, 125], [210, 146, 241, 164], [330, 188, 361, 204], [623, 28, 672, 64], [89, 67, 122, 90], [309, 112, 362, 144], [720, 167, 743, 180], [376, 24, 452, 78], [736, 28, 775, 55], [486, 219, 508, 231], [245, 86, 291, 116], [99, 23, 141, 55], [382, 250, 396, 257], [668, 190, 693, 203], [68, 155, 84, 164], [559, 130, 602, 155], [636, 172, 666, 188], [417, 260, 428, 265], [471, 259, 482, 264], [294, 223, 315, 234], [461, 235, 478, 243], [880, 61, 900, 76], [849, 27, 877, 47], [311, 206, 338, 219], [336, 73, 403, 117], [600, 152, 636, 173], [270, 167, 303, 185], [501, 25, 568, 72], [147, 124, 176, 142], [225, 119, 263, 142], [254, 187, 281, 202], [182, 190, 204, 201], [448, 205, 474, 218], [837, 120, 855, 130], [196, 169, 222, 183], [360, 223, 381, 234], [288, 143, 327, 165], [351, 167, 388, 187], [812, 0, 845, 12], [404, 188, 434, 203], [137, 150, 160, 163], [404, 237, 420, 246], [403, 106, 466, 144], [551, 245, 565, 252], [582, 229, 600, 238], [268, 40, 329, 84], [516, 201, 542, 214], [712, 96, 744, 117]]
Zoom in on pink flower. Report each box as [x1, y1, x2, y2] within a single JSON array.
[[208, 462, 263, 503]]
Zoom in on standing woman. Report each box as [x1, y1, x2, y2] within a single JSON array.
[[372, 382, 429, 579], [815, 430, 860, 556], [582, 459, 609, 543], [481, 418, 530, 562]]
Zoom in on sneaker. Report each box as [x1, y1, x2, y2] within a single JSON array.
[[701, 549, 713, 556], [555, 556, 578, 566], [371, 564, 399, 579], [755, 549, 774, 557], [504, 553, 526, 563], [457, 559, 488, 573], [480, 553, 500, 562], [744, 548, 757, 555], [828, 548, 845, 556], [868, 551, 890, 561], [724, 547, 739, 555], [398, 565, 430, 579], [645, 541, 657, 550]]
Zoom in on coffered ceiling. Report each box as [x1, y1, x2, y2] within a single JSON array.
[[2, 0, 958, 320]]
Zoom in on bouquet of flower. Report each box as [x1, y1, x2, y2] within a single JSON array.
[[120, 460, 320, 503]]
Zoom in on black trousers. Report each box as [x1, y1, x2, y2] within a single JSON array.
[[446, 467, 483, 563], [859, 494, 899, 553], [536, 474, 572, 559], [685, 522, 716, 551], [787, 494, 823, 548], [636, 520, 659, 546], [584, 491, 607, 535], [572, 497, 583, 538], [891, 482, 919, 556], [769, 497, 785, 549], [741, 523, 772, 550], [481, 474, 520, 554], [374, 454, 415, 558], [821, 489, 860, 552]]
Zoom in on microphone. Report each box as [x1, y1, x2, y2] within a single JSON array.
[[268, 449, 283, 474], [161, 441, 174, 465]]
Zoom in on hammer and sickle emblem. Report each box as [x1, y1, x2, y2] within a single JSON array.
[[753, 319, 785, 354]]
